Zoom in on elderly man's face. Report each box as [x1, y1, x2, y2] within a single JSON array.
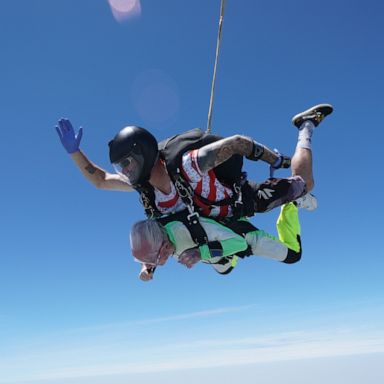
[[133, 238, 172, 266]]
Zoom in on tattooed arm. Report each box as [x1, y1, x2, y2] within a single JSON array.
[[197, 134, 280, 173], [70, 151, 134, 191]]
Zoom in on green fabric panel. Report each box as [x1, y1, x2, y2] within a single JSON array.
[[276, 203, 301, 252], [247, 229, 280, 242], [164, 217, 247, 260], [195, 217, 248, 259], [199, 234, 247, 260], [220, 236, 248, 257], [199, 244, 211, 260], [164, 221, 178, 247]]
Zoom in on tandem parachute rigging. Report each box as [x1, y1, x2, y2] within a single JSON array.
[[206, 0, 226, 134]]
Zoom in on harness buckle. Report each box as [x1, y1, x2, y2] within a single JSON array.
[[187, 211, 200, 224]]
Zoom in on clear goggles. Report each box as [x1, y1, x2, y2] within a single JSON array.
[[112, 154, 142, 185], [133, 248, 161, 267], [132, 242, 165, 266], [113, 155, 134, 175]]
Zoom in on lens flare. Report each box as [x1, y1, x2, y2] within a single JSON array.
[[107, 0, 141, 22], [131, 70, 180, 126]]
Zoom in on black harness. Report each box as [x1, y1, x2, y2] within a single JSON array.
[[135, 128, 248, 246]]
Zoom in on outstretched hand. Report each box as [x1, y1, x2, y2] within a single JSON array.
[[55, 118, 83, 154], [139, 264, 155, 282]]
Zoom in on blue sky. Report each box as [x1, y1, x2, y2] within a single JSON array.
[[1, 0, 384, 383]]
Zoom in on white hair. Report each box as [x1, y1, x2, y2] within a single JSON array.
[[130, 219, 167, 252]]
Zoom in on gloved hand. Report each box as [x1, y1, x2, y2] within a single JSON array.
[[270, 149, 291, 177], [55, 118, 83, 154]]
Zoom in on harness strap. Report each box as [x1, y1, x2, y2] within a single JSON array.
[[138, 183, 162, 219], [157, 208, 208, 247], [220, 218, 258, 258]]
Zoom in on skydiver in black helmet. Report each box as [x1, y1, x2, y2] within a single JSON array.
[[56, 104, 333, 219]]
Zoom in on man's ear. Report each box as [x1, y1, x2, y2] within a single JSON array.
[[165, 241, 174, 253]]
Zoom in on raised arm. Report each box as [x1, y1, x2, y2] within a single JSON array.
[[56, 118, 133, 192], [70, 150, 133, 191], [196, 134, 289, 173]]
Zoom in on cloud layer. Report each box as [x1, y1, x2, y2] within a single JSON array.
[[2, 304, 384, 383]]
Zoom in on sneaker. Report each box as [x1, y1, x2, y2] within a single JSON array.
[[292, 103, 333, 129], [295, 193, 317, 211]]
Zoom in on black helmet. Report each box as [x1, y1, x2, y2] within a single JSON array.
[[109, 126, 158, 186]]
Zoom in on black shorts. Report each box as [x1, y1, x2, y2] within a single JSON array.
[[241, 176, 306, 214]]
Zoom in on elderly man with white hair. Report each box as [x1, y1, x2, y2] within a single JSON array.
[[130, 202, 302, 281]]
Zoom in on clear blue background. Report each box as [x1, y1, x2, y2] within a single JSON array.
[[1, 1, 383, 383]]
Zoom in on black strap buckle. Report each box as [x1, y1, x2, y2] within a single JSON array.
[[187, 211, 200, 224]]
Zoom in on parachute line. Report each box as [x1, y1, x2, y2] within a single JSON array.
[[206, 0, 226, 134]]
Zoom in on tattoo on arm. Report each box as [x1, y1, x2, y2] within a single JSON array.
[[85, 164, 97, 175], [197, 135, 253, 173], [261, 148, 279, 165]]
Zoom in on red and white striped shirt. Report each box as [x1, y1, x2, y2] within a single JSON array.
[[154, 149, 233, 218], [154, 181, 186, 215]]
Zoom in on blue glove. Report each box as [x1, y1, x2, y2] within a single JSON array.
[[55, 118, 83, 154], [269, 149, 291, 178]]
